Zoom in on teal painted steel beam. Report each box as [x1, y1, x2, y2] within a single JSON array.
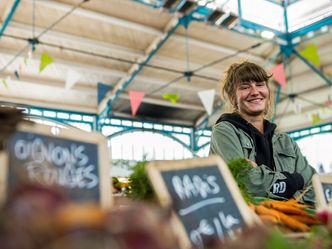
[[288, 122, 332, 141], [293, 48, 332, 85], [107, 127, 197, 156], [102, 17, 182, 116], [238, 18, 283, 37], [283, 0, 289, 34], [237, 0, 242, 19], [100, 115, 193, 130], [272, 2, 292, 123], [0, 0, 21, 38], [265, 0, 299, 6], [133, 0, 163, 8], [290, 16, 332, 39]]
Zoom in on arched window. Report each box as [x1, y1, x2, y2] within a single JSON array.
[[109, 131, 194, 161]]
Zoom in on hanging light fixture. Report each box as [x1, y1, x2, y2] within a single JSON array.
[[178, 1, 197, 14], [207, 9, 226, 24], [163, 0, 181, 9], [219, 13, 238, 29], [207, 9, 238, 29]]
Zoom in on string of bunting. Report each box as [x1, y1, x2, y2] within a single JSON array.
[[0, 0, 88, 89]]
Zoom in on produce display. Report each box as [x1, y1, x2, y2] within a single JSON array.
[[0, 183, 179, 249], [252, 198, 320, 232], [2, 180, 332, 249], [227, 158, 322, 233], [1, 157, 332, 249]]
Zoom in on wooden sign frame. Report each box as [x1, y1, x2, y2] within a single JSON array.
[[147, 155, 257, 249], [0, 122, 112, 209], [312, 174, 332, 209]]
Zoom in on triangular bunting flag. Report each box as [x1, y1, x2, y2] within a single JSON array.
[[324, 99, 331, 108], [129, 90, 145, 116], [24, 50, 33, 66], [1, 79, 8, 88], [39, 52, 54, 73], [311, 113, 321, 125], [2, 76, 11, 89], [270, 63, 286, 88], [65, 69, 81, 90], [324, 94, 331, 107], [162, 93, 180, 104], [198, 89, 215, 115], [97, 82, 113, 104], [300, 44, 320, 67]]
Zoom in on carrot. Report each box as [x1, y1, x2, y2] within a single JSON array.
[[255, 205, 280, 221], [259, 215, 279, 224], [286, 198, 312, 209], [288, 215, 321, 225], [260, 200, 309, 210], [278, 213, 310, 232], [255, 205, 310, 232], [261, 202, 303, 214]]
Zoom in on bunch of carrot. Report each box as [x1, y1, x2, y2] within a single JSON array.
[[250, 199, 321, 232]]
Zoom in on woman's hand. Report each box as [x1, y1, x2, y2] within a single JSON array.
[[245, 159, 257, 168]]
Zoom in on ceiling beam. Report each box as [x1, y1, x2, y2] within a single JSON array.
[[111, 111, 195, 126], [0, 64, 205, 112], [30, 0, 265, 62], [0, 47, 216, 92], [0, 0, 21, 37], [171, 34, 264, 63], [7, 21, 222, 78], [32, 0, 162, 35], [0, 70, 205, 111], [0, 95, 96, 113], [120, 92, 205, 111], [98, 16, 180, 114]]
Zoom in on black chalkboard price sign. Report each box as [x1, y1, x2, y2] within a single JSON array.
[[313, 174, 332, 209], [0, 122, 112, 208], [147, 156, 257, 249]]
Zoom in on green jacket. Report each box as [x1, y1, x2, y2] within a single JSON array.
[[209, 121, 316, 204]]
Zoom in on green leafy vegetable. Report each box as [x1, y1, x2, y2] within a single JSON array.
[[127, 160, 154, 200], [227, 158, 254, 203]]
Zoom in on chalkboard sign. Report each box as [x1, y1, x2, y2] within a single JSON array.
[[0, 122, 112, 208], [147, 156, 257, 249], [312, 174, 332, 209]]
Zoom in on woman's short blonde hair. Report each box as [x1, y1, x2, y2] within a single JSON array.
[[221, 61, 274, 118]]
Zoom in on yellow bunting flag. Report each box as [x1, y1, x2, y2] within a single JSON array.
[[39, 52, 54, 73], [1, 79, 8, 88], [1, 76, 11, 89], [300, 44, 320, 67], [162, 93, 180, 104], [311, 113, 321, 125]]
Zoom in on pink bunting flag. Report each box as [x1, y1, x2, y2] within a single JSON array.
[[129, 90, 145, 116], [270, 63, 287, 88]]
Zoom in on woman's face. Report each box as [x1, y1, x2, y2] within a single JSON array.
[[234, 81, 269, 116]]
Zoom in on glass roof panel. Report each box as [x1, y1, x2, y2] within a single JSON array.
[[193, 0, 332, 33]]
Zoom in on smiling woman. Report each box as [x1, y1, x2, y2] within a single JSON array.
[[209, 61, 316, 205]]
